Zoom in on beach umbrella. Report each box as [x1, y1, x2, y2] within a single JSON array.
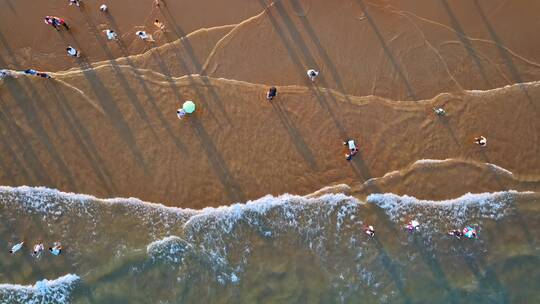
[[183, 100, 196, 114]]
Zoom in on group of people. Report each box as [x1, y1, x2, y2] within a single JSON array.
[[9, 241, 63, 257], [363, 220, 478, 240], [42, 1, 169, 59], [0, 68, 52, 80]]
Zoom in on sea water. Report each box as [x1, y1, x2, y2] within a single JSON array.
[[0, 186, 538, 303]]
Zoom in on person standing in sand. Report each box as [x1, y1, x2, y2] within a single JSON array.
[[474, 136, 487, 147], [266, 87, 277, 101], [307, 69, 319, 82], [66, 46, 81, 57], [104, 29, 119, 41], [69, 0, 81, 7], [136, 31, 154, 42], [99, 4, 108, 12]]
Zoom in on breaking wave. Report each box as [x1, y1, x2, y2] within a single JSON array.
[[0, 274, 80, 304]]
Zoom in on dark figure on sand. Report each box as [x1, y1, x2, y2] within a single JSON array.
[[44, 16, 69, 31], [267, 87, 277, 101]]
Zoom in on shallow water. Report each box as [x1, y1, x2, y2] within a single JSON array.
[[0, 186, 538, 303]]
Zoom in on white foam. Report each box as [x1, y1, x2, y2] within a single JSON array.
[[486, 163, 514, 176], [413, 159, 450, 165], [367, 190, 531, 227], [0, 274, 80, 304]]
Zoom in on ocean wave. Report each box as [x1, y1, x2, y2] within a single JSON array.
[[367, 190, 531, 228], [0, 274, 80, 304]]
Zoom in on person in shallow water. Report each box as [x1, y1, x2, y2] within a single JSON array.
[[49, 242, 63, 256], [69, 0, 81, 7], [9, 242, 24, 254], [44, 16, 69, 31], [462, 226, 477, 239], [266, 86, 277, 101], [474, 136, 487, 147], [405, 220, 420, 232], [448, 229, 463, 239], [364, 225, 375, 237], [32, 243, 45, 257]]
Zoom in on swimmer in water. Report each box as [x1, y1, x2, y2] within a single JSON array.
[[364, 225, 375, 237], [49, 242, 63, 256], [405, 220, 420, 232], [32, 243, 45, 257], [448, 229, 463, 239], [9, 242, 24, 254]]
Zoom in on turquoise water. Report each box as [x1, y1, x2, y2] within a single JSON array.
[[0, 186, 538, 303]]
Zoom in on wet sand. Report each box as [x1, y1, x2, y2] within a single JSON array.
[[1, 0, 539, 208]]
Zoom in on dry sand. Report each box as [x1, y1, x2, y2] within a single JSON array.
[[0, 0, 539, 208]]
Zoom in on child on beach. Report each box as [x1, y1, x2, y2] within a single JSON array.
[[266, 87, 277, 101], [104, 29, 119, 41], [9, 242, 24, 254], [307, 69, 319, 82], [136, 31, 154, 42], [66, 46, 81, 57], [474, 136, 487, 147], [154, 19, 165, 31]]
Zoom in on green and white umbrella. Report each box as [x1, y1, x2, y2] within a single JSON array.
[[183, 100, 196, 114]]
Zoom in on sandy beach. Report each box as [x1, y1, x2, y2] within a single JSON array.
[[1, 0, 539, 208]]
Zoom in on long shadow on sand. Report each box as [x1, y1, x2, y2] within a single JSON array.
[[355, 0, 417, 100], [472, 0, 538, 114], [45, 81, 117, 195], [440, 0, 493, 88], [160, 3, 232, 125], [0, 35, 77, 189], [102, 13, 190, 154], [270, 101, 318, 171], [187, 117, 246, 203]]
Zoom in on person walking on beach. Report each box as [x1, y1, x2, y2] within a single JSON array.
[[44, 16, 69, 31], [343, 139, 359, 161], [66, 46, 81, 57], [136, 31, 154, 42], [99, 4, 108, 12], [104, 29, 118, 41], [9, 242, 24, 254], [266, 86, 277, 101], [69, 0, 81, 7], [49, 242, 63, 256], [474, 136, 487, 147], [307, 69, 319, 82]]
